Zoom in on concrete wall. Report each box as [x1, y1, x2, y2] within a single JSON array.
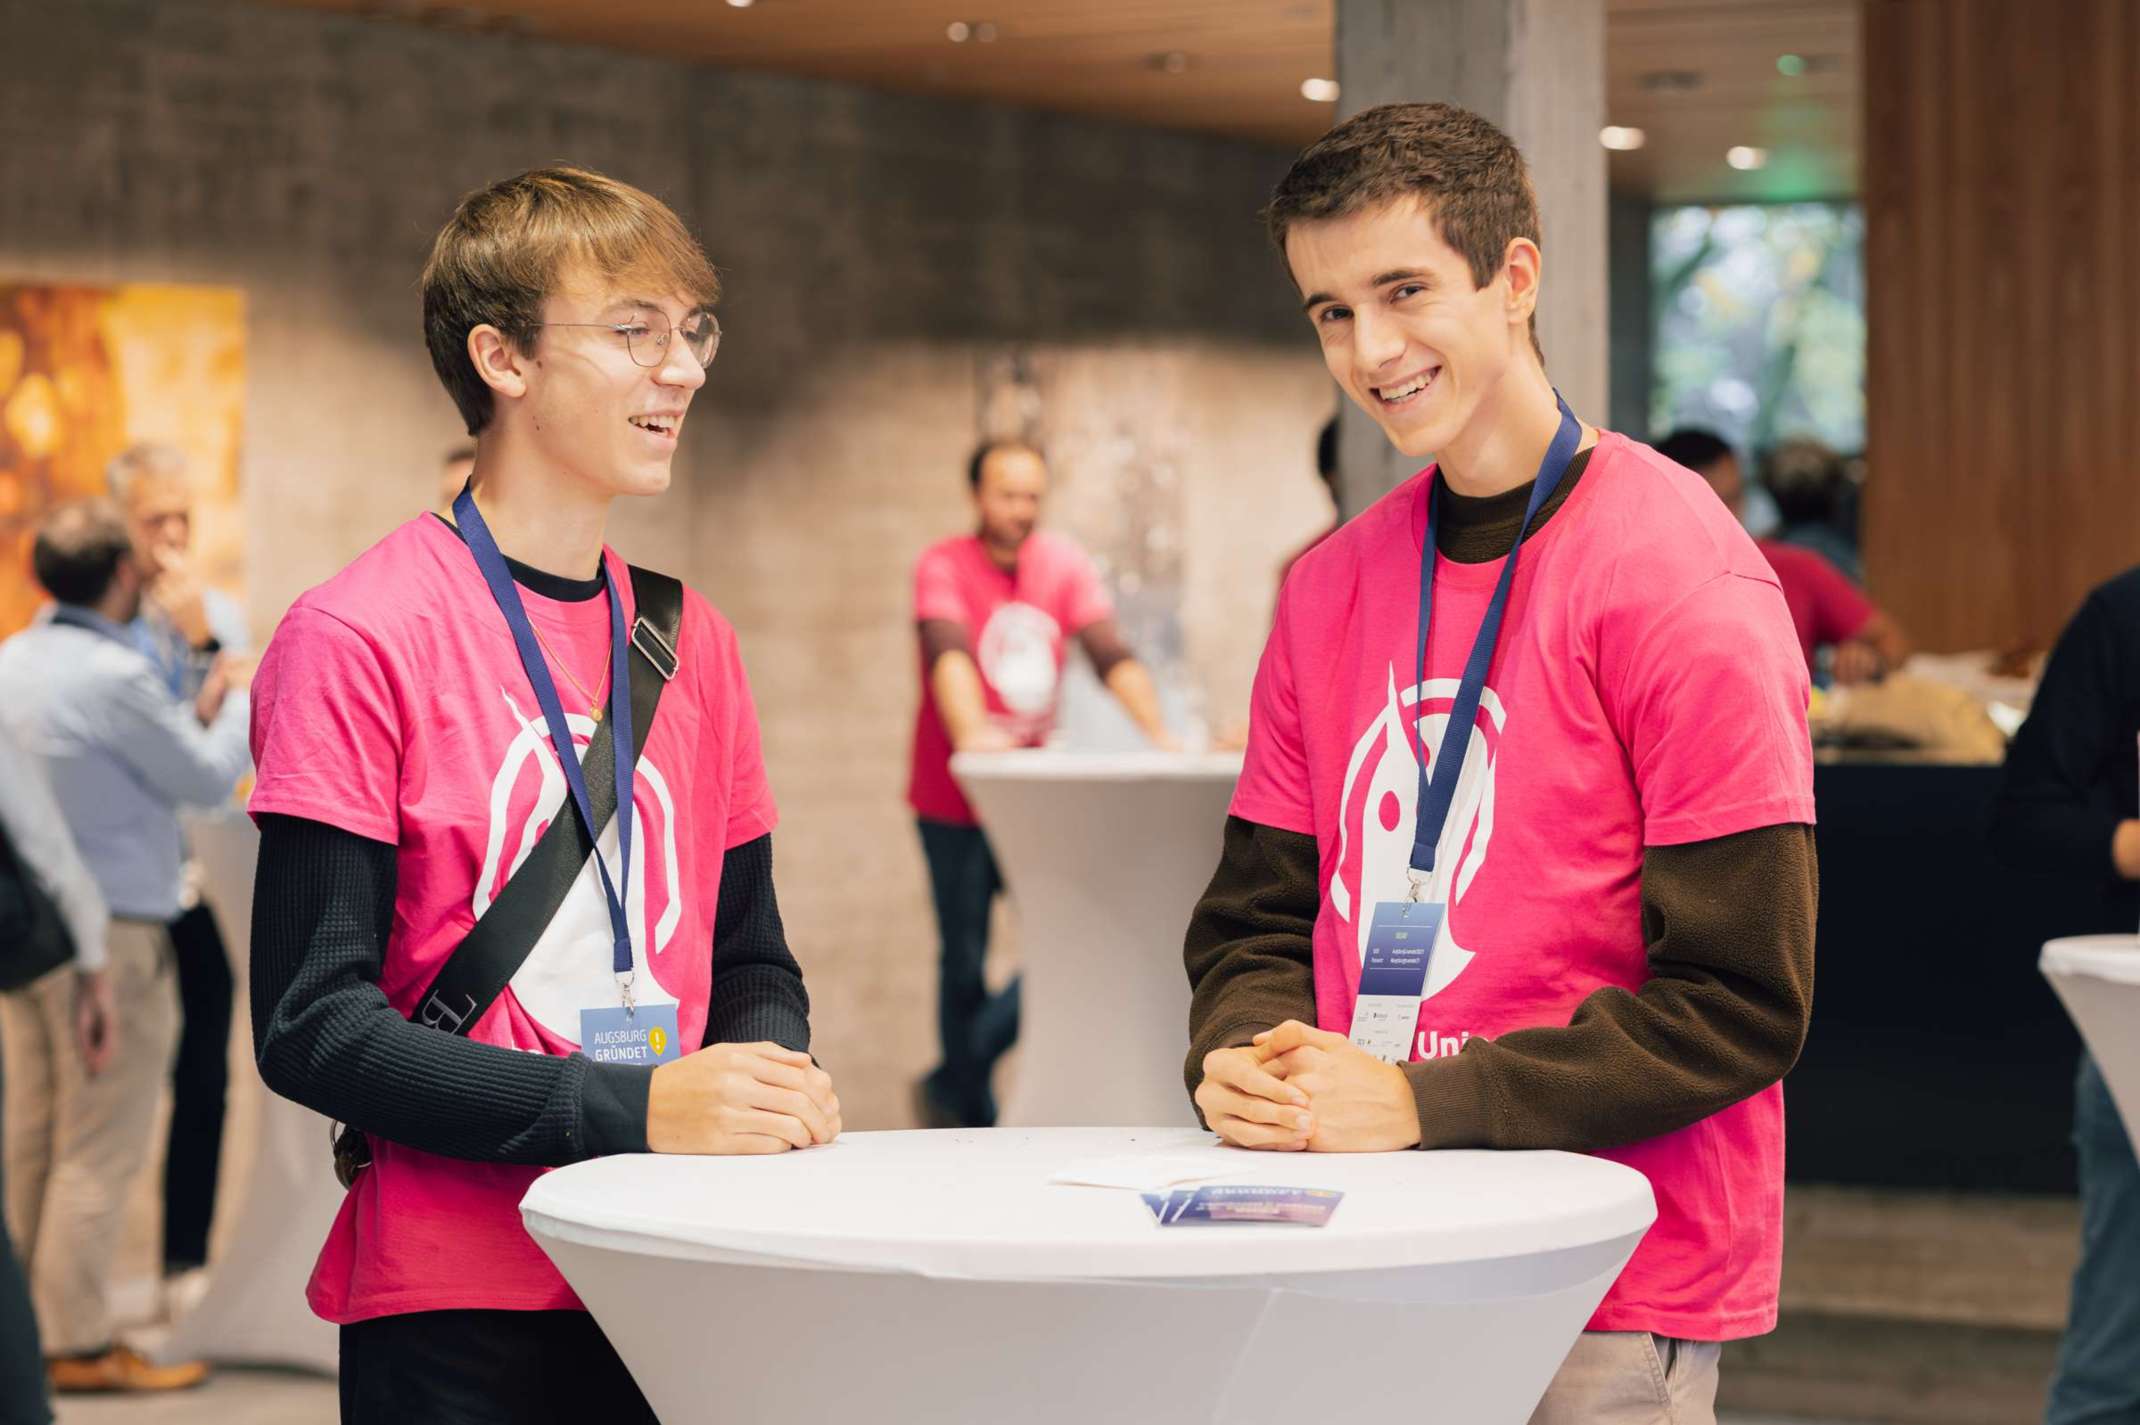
[[0, 0, 1336, 1127]]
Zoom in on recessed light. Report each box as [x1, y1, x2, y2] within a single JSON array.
[[1150, 50, 1190, 74], [1300, 76, 1340, 103], [1726, 146, 1769, 170], [1599, 126, 1646, 151], [1776, 53, 1805, 77], [725, 0, 753, 8], [947, 20, 971, 41]]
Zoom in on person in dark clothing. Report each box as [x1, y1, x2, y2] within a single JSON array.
[[1991, 568, 2140, 1425], [247, 166, 839, 1423]]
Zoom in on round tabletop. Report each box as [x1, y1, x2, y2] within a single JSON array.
[[520, 1127, 1656, 1283], [950, 749, 1243, 784], [2042, 934, 2140, 985]]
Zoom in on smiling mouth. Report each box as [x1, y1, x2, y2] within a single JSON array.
[[1371, 368, 1440, 407], [628, 414, 681, 438]]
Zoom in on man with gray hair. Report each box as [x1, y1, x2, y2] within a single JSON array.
[[104, 444, 250, 1315], [0, 498, 248, 1393]]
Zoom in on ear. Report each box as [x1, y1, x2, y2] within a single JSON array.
[[466, 324, 531, 405], [1500, 237, 1543, 327]]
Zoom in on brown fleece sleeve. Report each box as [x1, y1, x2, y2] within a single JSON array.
[[1182, 819, 1817, 1151], [1405, 823, 1817, 1150], [1182, 816, 1319, 1105]]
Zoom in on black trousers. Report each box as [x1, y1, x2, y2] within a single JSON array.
[[162, 900, 232, 1271], [0, 1048, 51, 1425], [916, 819, 1017, 1128], [340, 1309, 657, 1424]]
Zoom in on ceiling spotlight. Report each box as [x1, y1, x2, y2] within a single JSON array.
[[1726, 145, 1769, 170], [1300, 76, 1340, 103], [1776, 53, 1805, 77], [1150, 50, 1190, 74], [947, 20, 970, 41], [725, 0, 754, 7], [1599, 125, 1646, 151]]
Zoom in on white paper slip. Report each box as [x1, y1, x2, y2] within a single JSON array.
[[1048, 1153, 1238, 1191]]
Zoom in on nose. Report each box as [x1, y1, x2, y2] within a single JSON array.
[[1350, 303, 1407, 378], [656, 329, 706, 391]]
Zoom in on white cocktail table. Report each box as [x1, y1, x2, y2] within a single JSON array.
[[949, 751, 1242, 1127], [522, 1126, 1655, 1425], [2042, 934, 2140, 1144]]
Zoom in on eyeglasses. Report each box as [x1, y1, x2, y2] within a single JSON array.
[[537, 309, 721, 369]]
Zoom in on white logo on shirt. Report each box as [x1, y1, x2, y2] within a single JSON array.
[[977, 601, 1062, 721], [474, 690, 683, 1040], [1330, 668, 1502, 1003]]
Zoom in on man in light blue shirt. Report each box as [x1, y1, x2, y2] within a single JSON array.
[[0, 498, 240, 1392], [105, 443, 250, 1301]]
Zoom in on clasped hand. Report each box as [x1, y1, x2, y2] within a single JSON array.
[[1194, 1020, 1420, 1153], [647, 1042, 842, 1155]]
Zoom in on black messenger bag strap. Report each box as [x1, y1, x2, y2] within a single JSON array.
[[410, 564, 684, 1037]]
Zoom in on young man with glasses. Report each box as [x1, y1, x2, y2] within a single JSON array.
[[1184, 104, 1816, 1422], [248, 166, 839, 1422]]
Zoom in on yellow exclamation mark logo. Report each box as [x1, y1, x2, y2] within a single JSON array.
[[648, 1026, 668, 1057]]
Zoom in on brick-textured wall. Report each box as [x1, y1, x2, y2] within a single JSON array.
[[0, 0, 1337, 1128]]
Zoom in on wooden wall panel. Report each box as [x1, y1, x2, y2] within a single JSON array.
[[1864, 0, 2140, 653]]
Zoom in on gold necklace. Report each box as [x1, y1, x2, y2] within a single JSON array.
[[528, 620, 611, 722]]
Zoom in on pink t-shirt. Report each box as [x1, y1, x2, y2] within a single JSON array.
[[1233, 433, 1814, 1341], [1756, 538, 1874, 671], [907, 531, 1114, 825], [248, 515, 778, 1324]]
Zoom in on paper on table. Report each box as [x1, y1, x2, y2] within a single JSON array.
[[1048, 1153, 1239, 1191]]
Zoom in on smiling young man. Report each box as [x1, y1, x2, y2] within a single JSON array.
[[1183, 104, 1817, 1423], [248, 167, 840, 1423]]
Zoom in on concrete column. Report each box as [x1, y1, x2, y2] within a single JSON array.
[[1330, 0, 1608, 515]]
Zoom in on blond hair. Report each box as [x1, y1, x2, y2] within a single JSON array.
[[421, 166, 719, 435]]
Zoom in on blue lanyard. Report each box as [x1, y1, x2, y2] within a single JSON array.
[[1409, 395, 1583, 887], [453, 490, 639, 985]]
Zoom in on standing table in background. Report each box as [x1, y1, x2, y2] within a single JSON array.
[[157, 810, 342, 1373], [949, 750, 1241, 1128], [523, 1126, 1655, 1425], [2042, 935, 2140, 1143]]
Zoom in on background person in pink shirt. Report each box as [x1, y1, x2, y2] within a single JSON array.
[[909, 440, 1175, 1127], [1184, 103, 1817, 1424], [1658, 427, 1911, 685]]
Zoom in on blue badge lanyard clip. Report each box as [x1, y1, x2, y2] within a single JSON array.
[[453, 489, 641, 1011], [1407, 396, 1584, 900]]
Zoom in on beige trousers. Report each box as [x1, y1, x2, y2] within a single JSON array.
[[1529, 1331, 1722, 1425], [1, 921, 178, 1355]]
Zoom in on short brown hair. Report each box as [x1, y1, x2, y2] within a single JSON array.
[[422, 166, 720, 435], [33, 499, 133, 607], [1266, 102, 1543, 357]]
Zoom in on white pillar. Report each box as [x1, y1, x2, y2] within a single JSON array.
[[1331, 0, 1608, 514]]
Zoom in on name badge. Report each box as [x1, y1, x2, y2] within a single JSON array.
[[579, 1004, 682, 1067], [1348, 899, 1442, 1062]]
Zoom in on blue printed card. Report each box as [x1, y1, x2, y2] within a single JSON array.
[[579, 1004, 682, 1067], [1143, 1185, 1343, 1227]]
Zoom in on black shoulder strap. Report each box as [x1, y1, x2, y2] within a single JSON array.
[[411, 565, 684, 1037]]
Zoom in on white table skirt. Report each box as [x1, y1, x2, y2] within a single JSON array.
[[2042, 934, 2140, 1146], [156, 811, 342, 1373], [949, 751, 1242, 1128], [523, 1127, 1655, 1425]]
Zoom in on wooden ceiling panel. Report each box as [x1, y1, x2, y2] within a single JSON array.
[[249, 0, 1859, 198]]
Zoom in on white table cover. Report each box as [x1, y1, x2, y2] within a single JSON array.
[[156, 811, 343, 1373], [2042, 934, 2140, 1145], [948, 751, 1241, 1128], [523, 1126, 1655, 1425]]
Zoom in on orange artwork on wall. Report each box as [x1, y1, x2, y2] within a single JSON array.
[[0, 283, 245, 639]]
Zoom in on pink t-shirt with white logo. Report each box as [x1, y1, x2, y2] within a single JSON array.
[[248, 515, 777, 1324], [907, 531, 1114, 825], [1233, 433, 1814, 1341]]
